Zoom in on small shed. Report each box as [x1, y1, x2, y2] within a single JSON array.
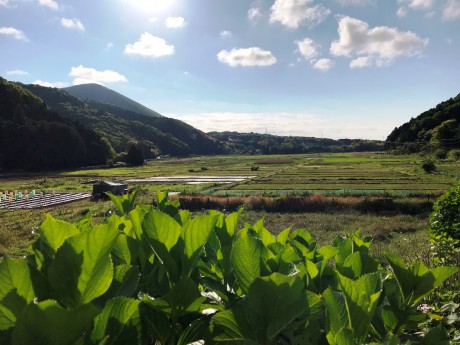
[[92, 181, 128, 198]]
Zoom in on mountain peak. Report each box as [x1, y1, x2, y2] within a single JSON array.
[[64, 83, 162, 118]]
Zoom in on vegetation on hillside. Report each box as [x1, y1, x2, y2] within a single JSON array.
[[0, 78, 114, 171], [0, 191, 458, 344], [210, 131, 384, 155], [64, 83, 163, 118], [22, 82, 225, 158], [386, 93, 460, 155]]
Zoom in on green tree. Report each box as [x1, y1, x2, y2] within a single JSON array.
[[125, 141, 144, 166]]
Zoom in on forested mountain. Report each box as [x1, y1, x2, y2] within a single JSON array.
[[0, 78, 113, 171], [21, 83, 225, 157], [209, 132, 384, 154], [386, 93, 460, 154], [64, 83, 162, 118]]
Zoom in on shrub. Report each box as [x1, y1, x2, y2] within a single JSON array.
[[448, 149, 460, 161], [422, 159, 437, 173], [435, 149, 447, 159], [429, 185, 460, 242]]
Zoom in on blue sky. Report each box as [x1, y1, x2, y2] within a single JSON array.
[[1, 0, 460, 139]]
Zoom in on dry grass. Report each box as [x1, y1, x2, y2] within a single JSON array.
[[177, 194, 433, 215]]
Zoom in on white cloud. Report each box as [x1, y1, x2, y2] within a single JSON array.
[[0, 27, 27, 41], [248, 7, 263, 22], [220, 30, 232, 38], [217, 47, 277, 67], [33, 80, 69, 88], [330, 16, 428, 66], [6, 69, 29, 76], [38, 0, 59, 10], [442, 0, 460, 20], [168, 112, 327, 137], [312, 58, 334, 71], [166, 111, 389, 139], [398, 0, 433, 10], [60, 18, 85, 31], [396, 7, 408, 17], [270, 0, 331, 29], [337, 0, 375, 5], [69, 65, 128, 85], [149, 17, 159, 23], [295, 38, 319, 60], [349, 56, 373, 68], [0, 0, 9, 6], [124, 33, 175, 57], [165, 16, 186, 28]]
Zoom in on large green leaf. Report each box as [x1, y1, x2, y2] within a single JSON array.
[[48, 224, 118, 307], [142, 210, 181, 259], [143, 278, 205, 319], [337, 272, 382, 342], [38, 214, 79, 253], [0, 257, 35, 330], [386, 254, 458, 305], [323, 287, 348, 342], [230, 229, 263, 295], [246, 273, 313, 341], [181, 214, 218, 277], [12, 300, 98, 345], [211, 309, 251, 343], [103, 265, 140, 301], [106, 189, 138, 215], [252, 219, 276, 247], [91, 297, 141, 345]]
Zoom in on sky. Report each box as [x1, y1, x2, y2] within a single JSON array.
[[1, 0, 460, 140]]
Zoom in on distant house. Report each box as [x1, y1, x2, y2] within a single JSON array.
[[92, 181, 128, 198]]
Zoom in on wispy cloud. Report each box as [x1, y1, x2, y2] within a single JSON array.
[[0, 26, 28, 41], [34, 80, 69, 88], [220, 30, 232, 39], [442, 0, 460, 20], [38, 0, 59, 11], [166, 111, 390, 139], [165, 16, 186, 28], [61, 18, 85, 31], [311, 58, 334, 71], [69, 65, 128, 85], [6, 69, 29, 76], [217, 47, 276, 67]]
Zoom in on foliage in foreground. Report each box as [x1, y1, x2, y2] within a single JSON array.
[[430, 185, 460, 242], [0, 192, 458, 345]]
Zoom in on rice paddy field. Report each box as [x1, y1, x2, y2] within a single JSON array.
[[1, 152, 459, 260]]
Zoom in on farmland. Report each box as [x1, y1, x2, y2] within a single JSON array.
[[1, 152, 459, 259]]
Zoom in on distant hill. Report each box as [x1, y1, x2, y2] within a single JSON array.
[[0, 77, 113, 171], [386, 93, 460, 153], [22, 83, 225, 157], [209, 132, 384, 154], [64, 83, 162, 118]]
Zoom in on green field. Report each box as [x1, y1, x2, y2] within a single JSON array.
[[1, 152, 459, 258]]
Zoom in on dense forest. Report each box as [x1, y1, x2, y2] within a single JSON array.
[[210, 131, 384, 154], [386, 93, 460, 155], [22, 83, 225, 158], [0, 78, 114, 171]]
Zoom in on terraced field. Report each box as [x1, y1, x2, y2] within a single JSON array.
[[203, 153, 458, 197], [1, 152, 459, 258]]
